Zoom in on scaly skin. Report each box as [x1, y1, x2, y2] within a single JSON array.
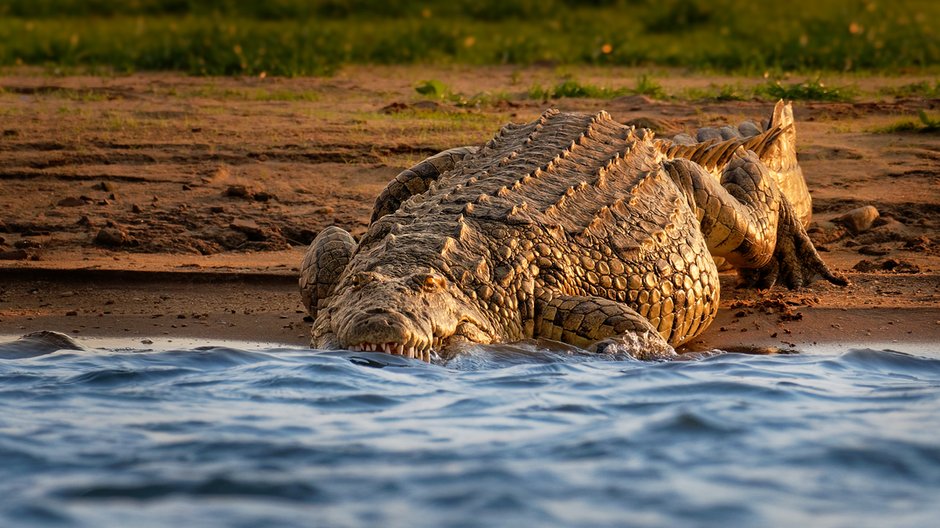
[[300, 102, 845, 361]]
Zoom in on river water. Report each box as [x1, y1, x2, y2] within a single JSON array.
[[1, 333, 939, 527]]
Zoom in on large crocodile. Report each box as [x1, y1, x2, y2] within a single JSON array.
[[299, 101, 845, 361]]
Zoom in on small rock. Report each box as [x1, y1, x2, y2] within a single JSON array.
[[853, 259, 878, 272], [223, 185, 253, 199], [131, 204, 143, 214], [141, 339, 153, 345], [97, 199, 111, 206], [65, 310, 78, 316], [670, 133, 696, 146], [76, 216, 94, 227], [57, 196, 87, 207], [833, 205, 879, 234], [379, 102, 409, 114], [313, 206, 335, 215], [696, 127, 723, 142], [230, 218, 266, 240], [94, 227, 131, 247], [182, 184, 192, 190], [882, 259, 921, 273], [904, 236, 931, 252], [252, 191, 275, 202], [209, 205, 225, 213], [92, 182, 115, 192]]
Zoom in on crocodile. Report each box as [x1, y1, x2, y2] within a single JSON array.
[[299, 101, 845, 362]]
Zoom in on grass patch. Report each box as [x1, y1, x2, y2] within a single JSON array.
[[680, 83, 750, 101], [873, 110, 940, 133], [756, 78, 856, 102], [414, 79, 512, 108], [633, 74, 666, 99], [528, 80, 628, 100], [0, 1, 937, 75], [878, 81, 940, 99], [528, 75, 665, 101]]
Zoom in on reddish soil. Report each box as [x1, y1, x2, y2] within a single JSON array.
[[1, 66, 938, 351]]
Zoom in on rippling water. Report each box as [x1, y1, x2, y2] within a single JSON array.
[[2, 333, 939, 528]]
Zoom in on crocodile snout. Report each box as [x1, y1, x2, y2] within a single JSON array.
[[339, 311, 433, 361]]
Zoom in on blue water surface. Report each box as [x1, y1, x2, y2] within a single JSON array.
[[1, 334, 939, 528]]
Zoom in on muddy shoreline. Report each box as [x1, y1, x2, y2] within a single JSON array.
[[1, 67, 938, 353]]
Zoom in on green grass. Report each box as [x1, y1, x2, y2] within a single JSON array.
[[528, 80, 628, 100], [878, 81, 940, 99], [0, 0, 937, 75], [527, 75, 665, 101], [873, 110, 940, 133], [414, 79, 512, 107], [756, 78, 856, 102], [680, 84, 750, 101]]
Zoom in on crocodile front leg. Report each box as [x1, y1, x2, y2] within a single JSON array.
[[370, 146, 479, 223], [299, 226, 357, 318], [663, 151, 846, 289], [534, 293, 676, 360]]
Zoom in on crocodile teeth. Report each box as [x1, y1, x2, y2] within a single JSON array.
[[348, 342, 432, 362]]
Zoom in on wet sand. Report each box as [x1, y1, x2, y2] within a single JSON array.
[[1, 67, 938, 352]]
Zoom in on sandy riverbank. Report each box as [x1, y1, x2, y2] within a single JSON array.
[[1, 67, 938, 353]]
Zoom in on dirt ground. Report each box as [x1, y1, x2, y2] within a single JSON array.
[[1, 66, 938, 352]]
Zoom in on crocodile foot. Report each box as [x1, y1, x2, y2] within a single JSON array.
[[737, 200, 848, 290]]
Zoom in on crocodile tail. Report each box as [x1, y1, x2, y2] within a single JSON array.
[[657, 100, 812, 226], [764, 100, 812, 226]]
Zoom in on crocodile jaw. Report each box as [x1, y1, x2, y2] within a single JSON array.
[[323, 277, 495, 363], [347, 342, 432, 362]]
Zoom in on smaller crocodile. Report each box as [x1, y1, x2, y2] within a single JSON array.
[[300, 101, 845, 361]]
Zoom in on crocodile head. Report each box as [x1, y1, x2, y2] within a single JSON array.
[[313, 266, 497, 362]]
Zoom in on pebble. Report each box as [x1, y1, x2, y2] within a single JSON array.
[[834, 205, 879, 234], [94, 227, 131, 247], [230, 218, 266, 240], [223, 185, 253, 198]]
